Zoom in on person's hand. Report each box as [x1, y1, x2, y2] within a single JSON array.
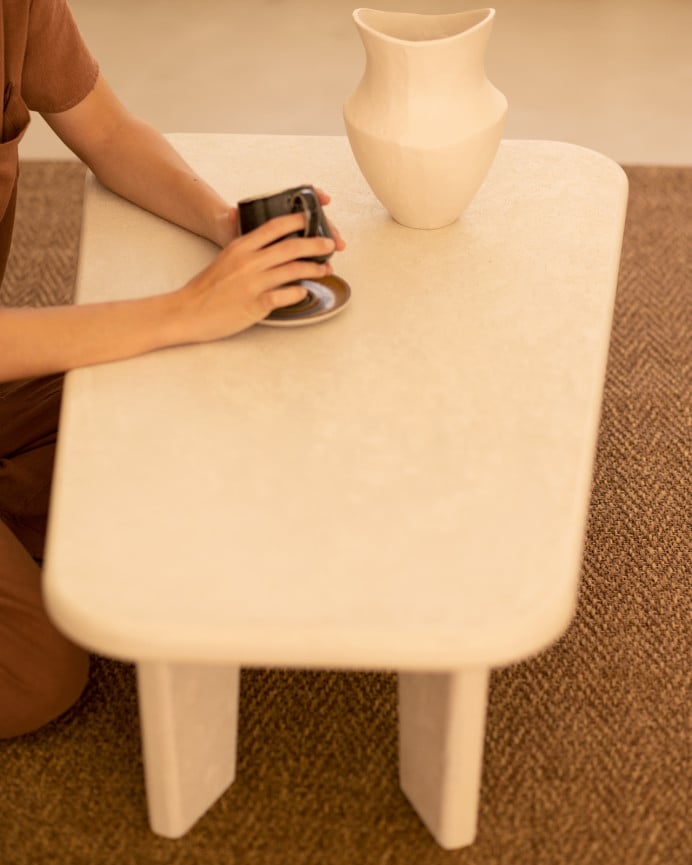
[[313, 188, 346, 252], [216, 188, 346, 252], [174, 211, 337, 342]]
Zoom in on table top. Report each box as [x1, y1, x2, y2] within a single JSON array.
[[43, 135, 628, 670]]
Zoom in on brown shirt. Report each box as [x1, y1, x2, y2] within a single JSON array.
[[0, 0, 98, 284]]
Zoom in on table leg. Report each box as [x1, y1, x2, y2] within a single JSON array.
[[136, 661, 240, 837], [398, 667, 490, 849]]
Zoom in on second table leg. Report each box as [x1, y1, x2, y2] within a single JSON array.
[[136, 661, 240, 837], [398, 667, 490, 849]]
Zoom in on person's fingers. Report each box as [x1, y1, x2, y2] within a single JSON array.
[[326, 218, 345, 250], [233, 207, 344, 256], [261, 283, 310, 314], [227, 206, 239, 239], [312, 190, 342, 242], [314, 187, 330, 206], [313, 190, 345, 249], [257, 234, 335, 272], [261, 257, 332, 292], [196, 233, 331, 300], [236, 212, 308, 249]]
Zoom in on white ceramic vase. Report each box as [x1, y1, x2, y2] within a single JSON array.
[[343, 7, 508, 229]]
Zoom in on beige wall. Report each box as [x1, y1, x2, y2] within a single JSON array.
[[22, 0, 692, 164]]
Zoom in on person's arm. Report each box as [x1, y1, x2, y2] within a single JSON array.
[[0, 213, 335, 382], [1, 72, 344, 383], [42, 74, 236, 247], [42, 74, 345, 250]]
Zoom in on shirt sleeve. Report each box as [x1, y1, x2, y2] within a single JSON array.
[[21, 0, 99, 113]]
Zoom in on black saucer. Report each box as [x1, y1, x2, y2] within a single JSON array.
[[260, 274, 351, 327]]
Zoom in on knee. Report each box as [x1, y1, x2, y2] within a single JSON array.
[[0, 637, 89, 739], [0, 516, 89, 738]]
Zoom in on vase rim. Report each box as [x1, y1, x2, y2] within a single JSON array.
[[352, 7, 496, 45]]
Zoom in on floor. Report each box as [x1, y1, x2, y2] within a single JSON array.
[[22, 0, 692, 165]]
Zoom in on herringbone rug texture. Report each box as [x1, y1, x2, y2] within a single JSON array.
[[0, 162, 689, 865]]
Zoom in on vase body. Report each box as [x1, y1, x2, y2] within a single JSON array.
[[343, 8, 508, 229]]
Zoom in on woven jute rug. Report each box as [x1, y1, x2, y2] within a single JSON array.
[[0, 161, 689, 865]]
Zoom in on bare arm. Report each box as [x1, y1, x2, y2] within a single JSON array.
[[43, 75, 344, 250], [0, 212, 335, 382], [1, 74, 342, 382], [42, 74, 235, 247]]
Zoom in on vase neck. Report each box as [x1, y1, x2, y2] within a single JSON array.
[[354, 8, 495, 43], [354, 8, 494, 85]]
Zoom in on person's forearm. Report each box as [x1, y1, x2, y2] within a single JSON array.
[[1, 211, 338, 382], [86, 118, 234, 248], [0, 294, 186, 382], [43, 76, 234, 248]]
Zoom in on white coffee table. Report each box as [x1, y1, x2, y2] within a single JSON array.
[[43, 134, 627, 849]]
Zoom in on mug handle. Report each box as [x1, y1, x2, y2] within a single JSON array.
[[292, 189, 320, 237]]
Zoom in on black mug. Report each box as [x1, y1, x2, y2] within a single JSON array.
[[236, 185, 334, 264]]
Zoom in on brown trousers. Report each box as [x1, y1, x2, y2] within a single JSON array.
[[0, 376, 88, 738]]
